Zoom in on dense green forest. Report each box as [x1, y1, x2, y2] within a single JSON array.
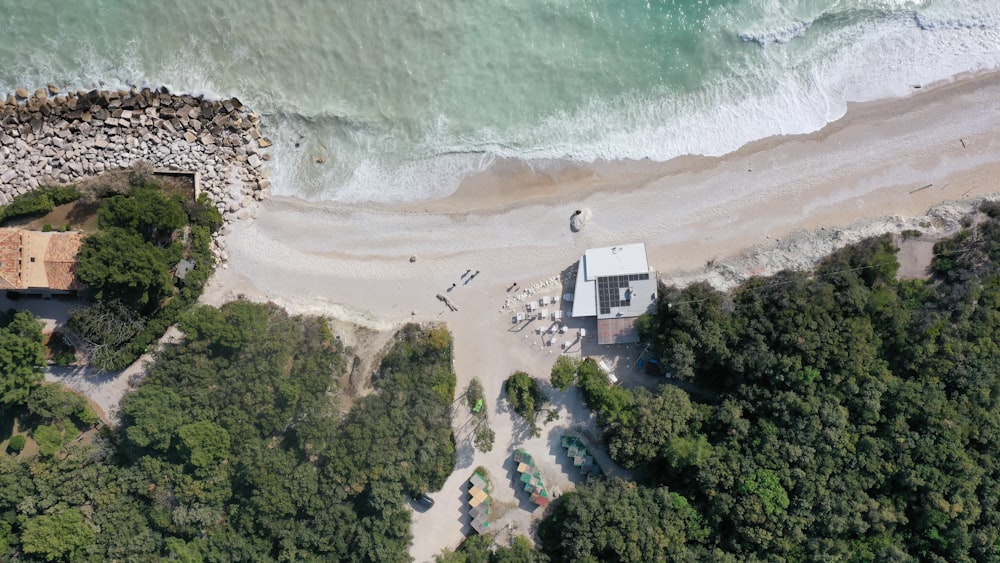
[[0, 303, 456, 561], [534, 204, 1000, 561]]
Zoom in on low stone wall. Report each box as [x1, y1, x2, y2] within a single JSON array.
[[0, 84, 275, 263]]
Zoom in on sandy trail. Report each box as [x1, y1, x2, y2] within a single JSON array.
[[200, 71, 1000, 561]]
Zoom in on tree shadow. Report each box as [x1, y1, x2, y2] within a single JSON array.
[[0, 410, 15, 440], [454, 433, 475, 471], [65, 199, 100, 226], [457, 479, 473, 536], [495, 386, 537, 445]]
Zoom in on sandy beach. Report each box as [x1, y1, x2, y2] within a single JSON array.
[[201, 71, 1000, 561], [204, 71, 1000, 319]]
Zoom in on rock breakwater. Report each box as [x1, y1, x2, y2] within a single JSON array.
[[0, 85, 275, 263]]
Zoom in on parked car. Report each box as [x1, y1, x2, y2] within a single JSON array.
[[412, 493, 434, 510]]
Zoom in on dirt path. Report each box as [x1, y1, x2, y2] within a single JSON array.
[[44, 326, 183, 424]]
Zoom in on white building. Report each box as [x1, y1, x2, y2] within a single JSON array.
[[571, 242, 657, 345]]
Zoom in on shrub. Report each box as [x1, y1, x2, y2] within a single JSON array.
[[127, 160, 154, 187], [7, 434, 25, 453], [45, 185, 82, 205], [0, 185, 81, 224], [505, 371, 545, 433], [980, 200, 1000, 218], [42, 224, 52, 232], [186, 194, 224, 233], [33, 424, 64, 457]]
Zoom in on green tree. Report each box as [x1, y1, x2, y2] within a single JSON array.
[[7, 434, 25, 454], [539, 479, 707, 561], [120, 385, 186, 452], [98, 186, 187, 242], [76, 228, 174, 310], [740, 468, 789, 516], [550, 355, 579, 391], [604, 386, 698, 470], [0, 311, 46, 408], [33, 424, 75, 457], [504, 371, 544, 431], [26, 384, 90, 424], [21, 507, 96, 561], [176, 420, 231, 470]]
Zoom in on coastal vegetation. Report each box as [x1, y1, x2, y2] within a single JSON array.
[[504, 371, 545, 437], [0, 184, 80, 225], [69, 173, 221, 371], [534, 204, 1000, 560], [466, 377, 496, 453], [0, 304, 456, 561]]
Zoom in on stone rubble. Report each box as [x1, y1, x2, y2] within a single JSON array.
[[0, 85, 275, 264]]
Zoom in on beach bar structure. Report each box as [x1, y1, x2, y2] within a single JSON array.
[[467, 470, 492, 535], [571, 242, 657, 345], [513, 449, 551, 509]]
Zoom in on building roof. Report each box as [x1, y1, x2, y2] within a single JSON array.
[[598, 317, 642, 345], [584, 243, 649, 279], [0, 229, 22, 290], [0, 229, 83, 291], [571, 257, 597, 317], [469, 486, 489, 508], [572, 242, 656, 319], [174, 258, 195, 280], [596, 274, 657, 319], [41, 231, 83, 291], [469, 472, 488, 491]]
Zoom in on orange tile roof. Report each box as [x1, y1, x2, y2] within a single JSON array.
[[43, 232, 83, 291], [0, 228, 82, 291], [0, 229, 21, 289]]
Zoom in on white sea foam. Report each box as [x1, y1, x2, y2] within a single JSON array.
[[286, 5, 999, 203], [739, 20, 813, 45], [1, 0, 998, 206]]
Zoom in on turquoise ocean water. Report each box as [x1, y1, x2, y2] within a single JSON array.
[[1, 0, 998, 202]]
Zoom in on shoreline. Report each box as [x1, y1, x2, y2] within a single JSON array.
[[213, 69, 1000, 318], [414, 69, 1000, 215], [198, 69, 1000, 562]]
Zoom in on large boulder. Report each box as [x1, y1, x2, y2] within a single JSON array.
[[570, 208, 593, 232]]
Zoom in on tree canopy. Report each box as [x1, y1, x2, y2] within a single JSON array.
[[75, 227, 175, 310], [539, 208, 1000, 561], [97, 186, 187, 242], [0, 304, 457, 562], [0, 311, 46, 408]]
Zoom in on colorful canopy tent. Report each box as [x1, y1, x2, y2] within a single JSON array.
[[513, 449, 550, 509], [560, 435, 597, 475], [466, 470, 492, 535]]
